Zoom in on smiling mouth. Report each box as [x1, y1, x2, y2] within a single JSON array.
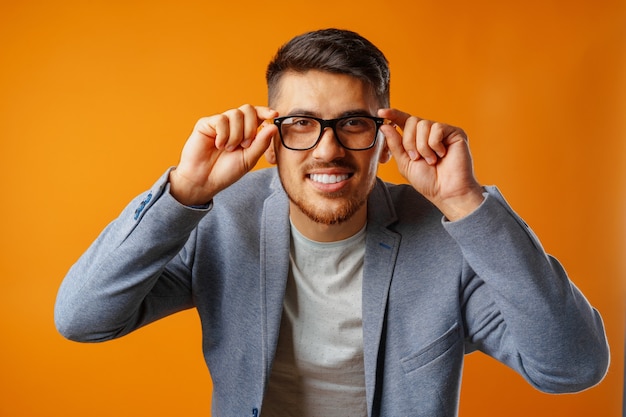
[[309, 173, 351, 184]]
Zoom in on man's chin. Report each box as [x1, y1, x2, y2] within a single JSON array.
[[291, 198, 364, 226]]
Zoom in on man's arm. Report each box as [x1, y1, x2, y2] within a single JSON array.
[[447, 187, 609, 392], [54, 172, 207, 341], [380, 108, 609, 391], [55, 105, 278, 341]]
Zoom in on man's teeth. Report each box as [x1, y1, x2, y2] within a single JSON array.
[[310, 173, 349, 184]]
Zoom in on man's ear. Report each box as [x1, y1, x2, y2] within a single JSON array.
[[378, 140, 391, 164], [264, 137, 277, 165]]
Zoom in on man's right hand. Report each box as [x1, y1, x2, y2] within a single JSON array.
[[169, 105, 278, 206]]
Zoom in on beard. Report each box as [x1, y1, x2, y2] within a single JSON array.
[[288, 189, 367, 226], [277, 160, 374, 226]]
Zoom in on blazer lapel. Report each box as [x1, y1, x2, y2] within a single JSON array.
[[259, 175, 291, 388], [363, 179, 400, 416]]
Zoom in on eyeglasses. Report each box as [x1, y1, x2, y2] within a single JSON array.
[[273, 115, 386, 151]]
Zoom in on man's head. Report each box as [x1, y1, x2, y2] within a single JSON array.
[[266, 28, 390, 109], [263, 29, 392, 240]]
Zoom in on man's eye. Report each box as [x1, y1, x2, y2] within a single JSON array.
[[345, 118, 366, 126], [285, 117, 317, 130], [341, 117, 371, 132], [292, 117, 315, 126]]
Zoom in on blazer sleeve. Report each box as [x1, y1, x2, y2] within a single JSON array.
[[54, 169, 209, 342], [443, 186, 609, 393]]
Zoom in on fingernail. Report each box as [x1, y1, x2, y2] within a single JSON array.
[[408, 150, 418, 160]]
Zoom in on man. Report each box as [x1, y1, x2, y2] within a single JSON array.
[[55, 28, 609, 416]]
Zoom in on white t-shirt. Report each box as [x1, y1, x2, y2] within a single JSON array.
[[262, 222, 367, 417]]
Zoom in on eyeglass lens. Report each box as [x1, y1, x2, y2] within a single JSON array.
[[279, 116, 379, 150]]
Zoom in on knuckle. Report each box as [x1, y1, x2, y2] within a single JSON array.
[[198, 115, 214, 125], [417, 119, 432, 129], [431, 122, 445, 132], [238, 103, 256, 115], [404, 116, 419, 129], [224, 108, 243, 119], [429, 123, 445, 143], [212, 113, 229, 124]]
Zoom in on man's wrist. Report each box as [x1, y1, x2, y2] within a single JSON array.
[[437, 186, 486, 222], [168, 168, 214, 207]]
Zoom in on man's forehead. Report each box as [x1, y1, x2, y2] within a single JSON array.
[[270, 70, 380, 116]]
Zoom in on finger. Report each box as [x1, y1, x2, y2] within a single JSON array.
[[428, 122, 448, 159], [379, 109, 427, 161], [255, 105, 279, 122], [244, 106, 279, 149], [238, 104, 260, 149], [242, 123, 278, 171], [415, 119, 439, 165], [380, 123, 411, 167], [378, 108, 413, 129], [220, 108, 247, 151], [401, 116, 420, 161], [193, 116, 218, 140], [208, 112, 233, 150]]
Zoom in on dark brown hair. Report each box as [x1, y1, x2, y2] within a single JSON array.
[[266, 28, 390, 107]]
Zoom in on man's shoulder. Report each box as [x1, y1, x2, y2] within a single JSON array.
[[220, 167, 280, 196], [371, 179, 443, 226], [377, 180, 436, 210], [210, 167, 283, 214]]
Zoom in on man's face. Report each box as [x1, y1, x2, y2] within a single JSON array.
[[265, 70, 389, 233]]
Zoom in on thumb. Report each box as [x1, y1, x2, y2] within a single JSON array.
[[380, 124, 410, 167], [378, 108, 412, 129], [242, 124, 277, 169]]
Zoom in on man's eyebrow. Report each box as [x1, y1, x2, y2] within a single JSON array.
[[286, 109, 318, 117], [339, 109, 374, 117]]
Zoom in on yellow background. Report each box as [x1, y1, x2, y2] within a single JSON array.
[[1, 1, 624, 416]]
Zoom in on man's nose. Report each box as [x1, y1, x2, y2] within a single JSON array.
[[312, 128, 345, 160]]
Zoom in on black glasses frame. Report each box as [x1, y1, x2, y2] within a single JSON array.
[[273, 115, 386, 151]]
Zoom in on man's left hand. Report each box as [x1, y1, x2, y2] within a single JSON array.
[[379, 108, 484, 221]]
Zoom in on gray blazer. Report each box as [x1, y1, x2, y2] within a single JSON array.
[[55, 168, 609, 417]]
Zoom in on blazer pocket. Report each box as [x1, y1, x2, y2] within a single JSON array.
[[401, 323, 461, 374]]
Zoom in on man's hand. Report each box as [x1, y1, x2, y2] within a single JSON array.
[[169, 105, 278, 206], [379, 108, 484, 221]]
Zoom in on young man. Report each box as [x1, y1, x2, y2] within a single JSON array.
[[55, 29, 609, 416]]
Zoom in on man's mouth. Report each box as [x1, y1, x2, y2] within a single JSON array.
[[309, 173, 351, 184]]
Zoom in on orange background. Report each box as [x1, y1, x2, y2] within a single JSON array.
[[1, 1, 624, 416]]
